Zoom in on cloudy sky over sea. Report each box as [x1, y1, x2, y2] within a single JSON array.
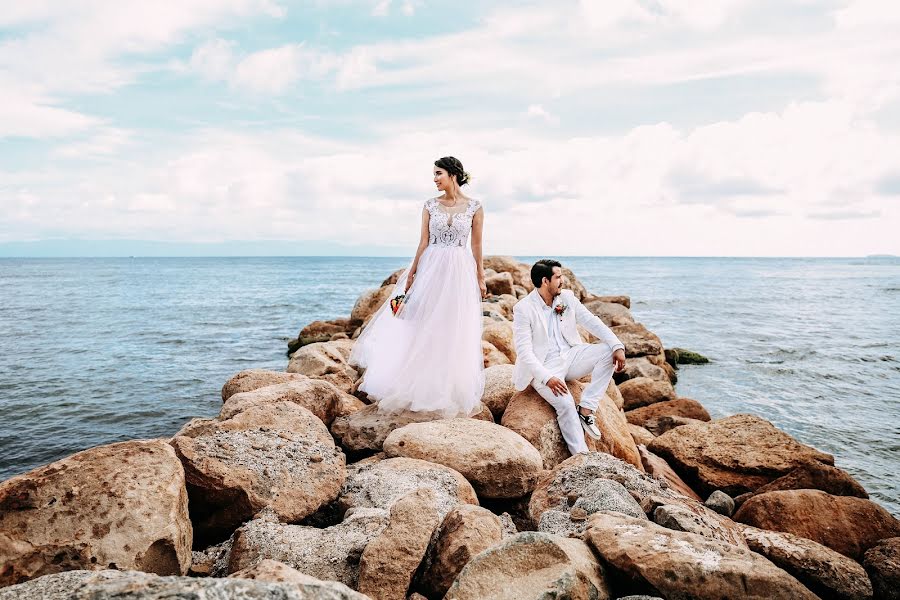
[[2, 0, 900, 257]]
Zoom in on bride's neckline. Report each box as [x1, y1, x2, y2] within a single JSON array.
[[433, 196, 471, 212]]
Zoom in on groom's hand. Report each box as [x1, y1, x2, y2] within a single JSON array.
[[546, 377, 568, 396], [613, 349, 626, 373]]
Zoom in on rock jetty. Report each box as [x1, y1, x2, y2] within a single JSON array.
[[1, 256, 896, 599]]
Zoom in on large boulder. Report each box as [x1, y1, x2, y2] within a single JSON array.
[[648, 414, 835, 497], [618, 377, 676, 411], [501, 384, 643, 471], [358, 488, 441, 600], [481, 364, 516, 418], [0, 569, 370, 600], [611, 323, 663, 358], [625, 397, 710, 427], [383, 419, 543, 499], [220, 378, 363, 426], [444, 532, 610, 600], [584, 294, 630, 309], [482, 321, 515, 363], [628, 424, 655, 446], [583, 300, 635, 327], [537, 479, 646, 538], [222, 369, 309, 401], [734, 462, 869, 508], [351, 285, 394, 323], [742, 526, 874, 600], [734, 489, 900, 560], [863, 537, 900, 600], [0, 440, 192, 587], [529, 453, 668, 529], [171, 402, 345, 544], [417, 505, 505, 599], [330, 403, 491, 455], [287, 339, 358, 392], [226, 509, 389, 588], [585, 512, 818, 600], [337, 457, 478, 521]]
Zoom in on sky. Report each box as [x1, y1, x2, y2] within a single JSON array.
[[2, 0, 900, 257]]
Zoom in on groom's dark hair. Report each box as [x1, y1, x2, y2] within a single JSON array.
[[531, 259, 562, 288]]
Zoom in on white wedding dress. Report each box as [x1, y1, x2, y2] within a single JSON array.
[[349, 197, 485, 417]]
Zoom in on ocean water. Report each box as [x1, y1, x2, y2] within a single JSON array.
[[1, 256, 898, 515]]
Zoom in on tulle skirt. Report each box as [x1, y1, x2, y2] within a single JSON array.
[[349, 245, 485, 417]]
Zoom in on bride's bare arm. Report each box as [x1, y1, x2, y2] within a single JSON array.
[[405, 207, 430, 293], [471, 206, 487, 297]]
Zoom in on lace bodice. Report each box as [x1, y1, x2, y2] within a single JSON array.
[[424, 198, 482, 247]]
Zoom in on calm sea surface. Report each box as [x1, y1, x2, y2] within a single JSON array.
[[1, 257, 898, 515]]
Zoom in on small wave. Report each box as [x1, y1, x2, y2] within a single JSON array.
[[158, 339, 187, 345]]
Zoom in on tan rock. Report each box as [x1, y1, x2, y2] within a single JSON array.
[[734, 489, 900, 560], [171, 402, 345, 543], [863, 537, 900, 600], [417, 505, 505, 599], [219, 378, 361, 426], [222, 369, 309, 401], [561, 266, 589, 301], [383, 419, 543, 499], [742, 525, 874, 600], [351, 285, 395, 323], [617, 357, 670, 383], [648, 501, 748, 548], [330, 403, 490, 454], [648, 414, 835, 497], [481, 364, 516, 418], [483, 256, 534, 291], [583, 300, 635, 327], [738, 462, 869, 506], [0, 440, 192, 587], [337, 457, 478, 523], [444, 531, 610, 600], [0, 569, 370, 599], [625, 397, 711, 427], [482, 339, 511, 367], [585, 512, 818, 600], [287, 339, 358, 392], [637, 445, 701, 501], [611, 323, 663, 358], [229, 559, 371, 598], [485, 271, 515, 296], [628, 424, 655, 446], [482, 320, 516, 363], [618, 377, 676, 411], [227, 510, 390, 588], [358, 488, 441, 600]]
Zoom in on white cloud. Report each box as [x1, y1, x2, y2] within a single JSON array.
[[525, 104, 559, 125]]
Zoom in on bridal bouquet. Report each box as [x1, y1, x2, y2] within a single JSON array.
[[390, 293, 407, 317]]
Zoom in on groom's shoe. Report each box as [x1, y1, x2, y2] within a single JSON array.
[[578, 410, 602, 440]]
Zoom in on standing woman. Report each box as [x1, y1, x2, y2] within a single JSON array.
[[349, 156, 486, 417]]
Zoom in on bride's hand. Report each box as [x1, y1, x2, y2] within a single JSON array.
[[405, 273, 415, 294], [478, 277, 487, 299]]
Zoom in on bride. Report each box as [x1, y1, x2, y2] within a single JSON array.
[[349, 156, 486, 417]]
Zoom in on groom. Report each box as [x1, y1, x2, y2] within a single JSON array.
[[512, 259, 627, 455]]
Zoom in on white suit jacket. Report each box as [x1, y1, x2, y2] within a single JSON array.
[[512, 289, 625, 391]]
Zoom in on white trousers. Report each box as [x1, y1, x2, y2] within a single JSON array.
[[532, 343, 616, 455]]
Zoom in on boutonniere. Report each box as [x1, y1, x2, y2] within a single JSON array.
[[553, 303, 568, 319]]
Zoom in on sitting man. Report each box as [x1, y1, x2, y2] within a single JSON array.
[[512, 259, 626, 455]]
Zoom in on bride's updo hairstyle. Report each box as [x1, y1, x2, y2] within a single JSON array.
[[435, 156, 470, 186]]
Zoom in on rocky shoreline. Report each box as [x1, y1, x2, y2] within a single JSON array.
[[1, 256, 899, 599]]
